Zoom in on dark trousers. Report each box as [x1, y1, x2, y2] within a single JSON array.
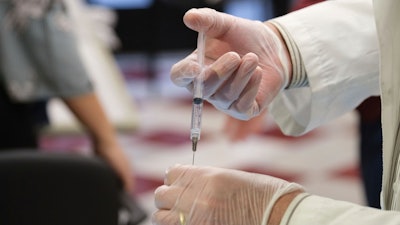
[[356, 96, 382, 208], [0, 85, 38, 149], [358, 116, 383, 208]]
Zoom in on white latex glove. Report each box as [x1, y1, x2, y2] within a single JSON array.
[[171, 8, 291, 120], [153, 165, 303, 225]]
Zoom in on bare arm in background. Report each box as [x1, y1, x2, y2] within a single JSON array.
[[63, 92, 134, 192]]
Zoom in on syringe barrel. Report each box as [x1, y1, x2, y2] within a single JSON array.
[[190, 97, 203, 141]]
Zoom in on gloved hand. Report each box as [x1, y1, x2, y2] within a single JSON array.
[[171, 8, 291, 120], [153, 165, 303, 225]]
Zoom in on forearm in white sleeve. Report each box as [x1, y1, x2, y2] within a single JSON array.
[[268, 0, 380, 136]]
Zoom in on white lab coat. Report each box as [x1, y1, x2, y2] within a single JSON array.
[[269, 0, 400, 223]]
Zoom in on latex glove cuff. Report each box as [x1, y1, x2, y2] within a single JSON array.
[[269, 20, 309, 89]]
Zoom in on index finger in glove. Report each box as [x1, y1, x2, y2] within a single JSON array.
[[164, 164, 194, 186], [170, 53, 200, 87], [171, 51, 241, 94]]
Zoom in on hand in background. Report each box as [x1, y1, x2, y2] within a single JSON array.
[[223, 111, 268, 141]]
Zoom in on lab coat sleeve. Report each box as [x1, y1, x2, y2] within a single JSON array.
[[268, 0, 380, 136], [281, 195, 400, 225]]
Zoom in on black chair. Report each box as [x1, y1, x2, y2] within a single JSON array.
[[0, 151, 125, 225]]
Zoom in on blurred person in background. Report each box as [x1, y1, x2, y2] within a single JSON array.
[[0, 1, 148, 223], [0, 0, 138, 209]]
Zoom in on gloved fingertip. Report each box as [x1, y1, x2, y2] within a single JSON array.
[[184, 7, 219, 32], [170, 163, 182, 169], [154, 186, 161, 195], [243, 52, 259, 62], [185, 7, 213, 16], [185, 8, 198, 14], [183, 8, 200, 22], [164, 164, 182, 178]]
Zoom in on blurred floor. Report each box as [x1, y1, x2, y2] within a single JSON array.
[[40, 51, 365, 225]]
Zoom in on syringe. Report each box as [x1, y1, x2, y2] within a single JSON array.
[[190, 32, 206, 165]]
